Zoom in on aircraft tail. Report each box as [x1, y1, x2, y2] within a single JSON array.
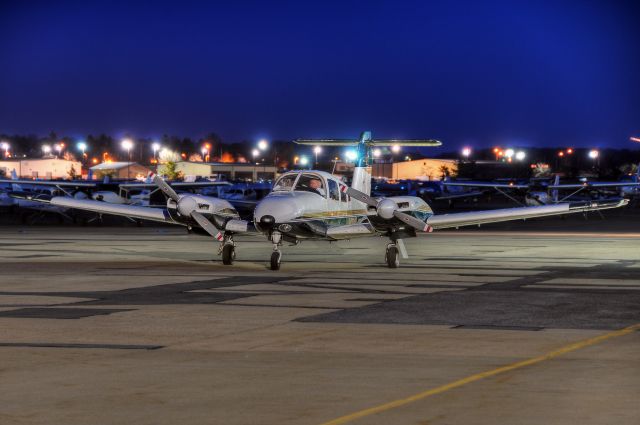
[[551, 175, 559, 203], [10, 169, 21, 192], [294, 131, 441, 197]]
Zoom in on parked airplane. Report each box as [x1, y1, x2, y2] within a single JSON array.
[[11, 132, 628, 270]]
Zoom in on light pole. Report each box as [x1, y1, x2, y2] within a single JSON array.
[[1, 141, 9, 159], [121, 138, 134, 179], [77, 142, 87, 158], [589, 149, 599, 172], [152, 142, 161, 163], [313, 146, 322, 167]]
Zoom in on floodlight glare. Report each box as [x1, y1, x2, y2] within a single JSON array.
[[257, 140, 268, 151], [299, 156, 309, 166], [505, 148, 515, 158], [372, 148, 381, 158], [589, 149, 599, 159], [345, 150, 358, 161], [515, 151, 526, 161], [391, 144, 401, 153], [461, 147, 471, 157], [313, 146, 322, 154]]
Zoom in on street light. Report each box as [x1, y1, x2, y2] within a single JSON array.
[[391, 144, 401, 153], [252, 148, 260, 162], [588, 149, 599, 159], [152, 142, 161, 161], [299, 156, 309, 167], [121, 138, 134, 179], [42, 145, 51, 156], [515, 151, 526, 161], [345, 150, 357, 162], [372, 148, 381, 158], [461, 147, 471, 158], [257, 139, 268, 151], [1, 141, 9, 158], [313, 146, 322, 166], [77, 142, 87, 162]]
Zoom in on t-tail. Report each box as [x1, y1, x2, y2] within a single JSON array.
[[294, 130, 442, 197]]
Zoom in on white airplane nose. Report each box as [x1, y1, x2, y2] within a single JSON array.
[[254, 195, 301, 231]]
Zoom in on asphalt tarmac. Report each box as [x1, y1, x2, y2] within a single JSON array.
[[0, 226, 639, 425]]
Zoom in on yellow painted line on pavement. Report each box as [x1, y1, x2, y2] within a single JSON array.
[[319, 323, 640, 425]]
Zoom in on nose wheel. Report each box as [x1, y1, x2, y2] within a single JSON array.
[[385, 243, 400, 268], [269, 231, 283, 270], [270, 250, 282, 270]]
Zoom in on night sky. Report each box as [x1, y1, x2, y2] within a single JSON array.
[[1, 0, 639, 149]]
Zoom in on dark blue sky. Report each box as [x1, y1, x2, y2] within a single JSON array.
[[1, 0, 639, 149]]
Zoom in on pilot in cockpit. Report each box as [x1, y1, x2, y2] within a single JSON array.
[[309, 178, 326, 196]]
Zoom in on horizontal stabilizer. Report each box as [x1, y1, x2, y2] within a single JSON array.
[[294, 139, 441, 147]]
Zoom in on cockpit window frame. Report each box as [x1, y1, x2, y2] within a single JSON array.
[[272, 173, 300, 192]]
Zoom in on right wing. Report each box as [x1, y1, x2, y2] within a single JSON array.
[[427, 199, 627, 230]]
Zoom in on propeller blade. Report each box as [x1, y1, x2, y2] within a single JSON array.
[[190, 211, 220, 238], [393, 210, 432, 232], [344, 186, 377, 207], [152, 174, 180, 202]]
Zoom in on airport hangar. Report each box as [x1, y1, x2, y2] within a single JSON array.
[[162, 160, 279, 181]]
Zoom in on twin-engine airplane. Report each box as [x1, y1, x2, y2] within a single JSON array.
[[11, 131, 628, 270]]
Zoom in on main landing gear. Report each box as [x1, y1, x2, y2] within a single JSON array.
[[270, 231, 282, 270], [219, 233, 236, 265]]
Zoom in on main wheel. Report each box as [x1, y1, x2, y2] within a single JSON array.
[[270, 250, 282, 270], [386, 245, 399, 268], [222, 244, 235, 265]]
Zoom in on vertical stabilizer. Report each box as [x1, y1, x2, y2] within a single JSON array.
[[10, 169, 21, 192], [351, 131, 373, 196], [551, 175, 560, 203]]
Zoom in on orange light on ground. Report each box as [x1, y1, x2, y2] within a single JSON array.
[[498, 151, 504, 156], [507, 157, 512, 163]]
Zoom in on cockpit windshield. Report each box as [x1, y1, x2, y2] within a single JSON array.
[[295, 174, 326, 197], [273, 175, 297, 191], [272, 173, 327, 197]]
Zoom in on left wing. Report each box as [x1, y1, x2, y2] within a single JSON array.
[[427, 199, 627, 230]]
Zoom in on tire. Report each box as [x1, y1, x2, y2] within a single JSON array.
[[222, 244, 235, 265], [270, 251, 281, 270], [386, 245, 399, 268]]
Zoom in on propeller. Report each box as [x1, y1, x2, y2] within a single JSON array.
[[343, 186, 432, 232], [152, 174, 220, 237]]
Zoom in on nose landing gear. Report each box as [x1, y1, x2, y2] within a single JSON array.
[[270, 231, 282, 270], [385, 243, 399, 268]]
